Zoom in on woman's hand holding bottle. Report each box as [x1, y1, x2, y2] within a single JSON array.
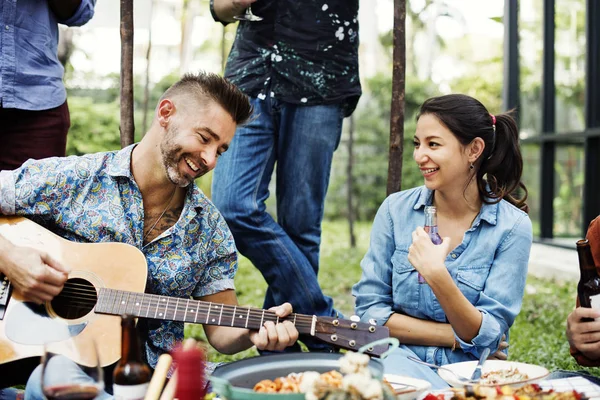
[[408, 226, 451, 283]]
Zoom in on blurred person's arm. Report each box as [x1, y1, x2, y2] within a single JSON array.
[[567, 307, 600, 366], [568, 216, 600, 366], [211, 0, 256, 23]]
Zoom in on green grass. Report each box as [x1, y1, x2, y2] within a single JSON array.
[[186, 220, 597, 376]]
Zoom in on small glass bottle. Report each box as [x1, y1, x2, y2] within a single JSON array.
[[418, 206, 443, 284], [576, 239, 600, 313], [113, 315, 152, 400]]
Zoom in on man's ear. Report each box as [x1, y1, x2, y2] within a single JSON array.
[[157, 99, 175, 127], [468, 137, 485, 163]]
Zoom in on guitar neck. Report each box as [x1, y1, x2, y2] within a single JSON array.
[[95, 288, 317, 335]]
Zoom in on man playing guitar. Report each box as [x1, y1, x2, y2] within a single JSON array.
[[0, 71, 299, 397]]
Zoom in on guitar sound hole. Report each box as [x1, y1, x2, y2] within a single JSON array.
[[51, 278, 97, 320]]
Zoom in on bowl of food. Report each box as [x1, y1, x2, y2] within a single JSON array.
[[210, 351, 398, 400]]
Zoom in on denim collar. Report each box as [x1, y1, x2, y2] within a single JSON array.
[[105, 143, 207, 211], [412, 185, 498, 226]]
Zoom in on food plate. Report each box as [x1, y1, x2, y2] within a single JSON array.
[[437, 360, 549, 388], [383, 374, 432, 400]]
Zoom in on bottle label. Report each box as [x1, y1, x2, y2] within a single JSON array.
[[113, 383, 149, 400], [591, 294, 600, 319]]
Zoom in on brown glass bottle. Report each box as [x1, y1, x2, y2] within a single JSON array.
[[113, 315, 152, 400], [577, 239, 600, 311]]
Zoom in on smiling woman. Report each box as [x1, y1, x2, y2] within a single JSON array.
[[352, 94, 532, 390]]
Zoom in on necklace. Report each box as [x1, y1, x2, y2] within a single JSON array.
[[143, 188, 176, 243]]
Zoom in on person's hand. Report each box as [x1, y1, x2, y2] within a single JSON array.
[[2, 244, 70, 304], [249, 303, 299, 352], [408, 227, 451, 280], [566, 307, 600, 360], [488, 334, 508, 360], [230, 0, 257, 16]]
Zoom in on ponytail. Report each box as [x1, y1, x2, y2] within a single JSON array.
[[476, 110, 528, 212]]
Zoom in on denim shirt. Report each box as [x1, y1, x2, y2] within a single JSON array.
[[0, 0, 95, 110], [352, 186, 532, 365]]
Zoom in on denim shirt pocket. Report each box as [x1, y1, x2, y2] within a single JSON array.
[[456, 265, 491, 305], [391, 249, 420, 311]]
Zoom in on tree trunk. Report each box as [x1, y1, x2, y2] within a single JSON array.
[[179, 0, 195, 75], [142, 0, 154, 136], [221, 25, 227, 72], [120, 0, 135, 147], [387, 0, 407, 196], [346, 116, 356, 248]]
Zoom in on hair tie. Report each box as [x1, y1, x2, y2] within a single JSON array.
[[488, 114, 497, 159]]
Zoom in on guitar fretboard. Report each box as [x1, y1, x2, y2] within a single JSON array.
[[95, 288, 316, 335]]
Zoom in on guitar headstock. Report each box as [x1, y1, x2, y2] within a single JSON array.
[[314, 316, 390, 357]]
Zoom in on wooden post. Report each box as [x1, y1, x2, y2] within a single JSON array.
[[346, 116, 356, 248], [386, 0, 406, 196], [120, 0, 135, 147]]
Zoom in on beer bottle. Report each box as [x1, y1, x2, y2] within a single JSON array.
[[418, 206, 443, 283], [576, 239, 600, 310], [113, 315, 152, 400]]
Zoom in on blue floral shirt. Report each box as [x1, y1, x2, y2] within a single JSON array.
[[352, 186, 532, 365], [0, 145, 237, 370]]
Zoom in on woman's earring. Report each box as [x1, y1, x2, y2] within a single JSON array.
[[469, 163, 474, 170]]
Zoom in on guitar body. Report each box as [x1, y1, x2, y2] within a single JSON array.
[[0, 216, 148, 367]]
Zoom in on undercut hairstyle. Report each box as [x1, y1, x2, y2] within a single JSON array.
[[160, 71, 252, 125], [417, 94, 528, 212]]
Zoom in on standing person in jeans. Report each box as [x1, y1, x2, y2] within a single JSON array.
[[209, 0, 361, 351], [0, 0, 96, 170]]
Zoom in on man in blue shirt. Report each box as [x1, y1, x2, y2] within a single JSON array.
[[0, 0, 96, 170]]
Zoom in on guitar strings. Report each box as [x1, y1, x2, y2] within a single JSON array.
[[53, 283, 324, 326]]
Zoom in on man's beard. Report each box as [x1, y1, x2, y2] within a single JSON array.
[[160, 125, 207, 187]]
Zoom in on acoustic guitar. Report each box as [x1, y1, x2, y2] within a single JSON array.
[[0, 216, 389, 367]]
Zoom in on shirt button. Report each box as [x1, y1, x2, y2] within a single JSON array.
[[451, 253, 457, 259], [5, 25, 9, 30]]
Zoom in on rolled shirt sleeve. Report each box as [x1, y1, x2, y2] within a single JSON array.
[[59, 0, 96, 26], [456, 212, 532, 357], [0, 170, 17, 215]]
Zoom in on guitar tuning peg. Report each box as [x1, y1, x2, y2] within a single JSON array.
[[350, 315, 360, 322], [368, 319, 377, 325]]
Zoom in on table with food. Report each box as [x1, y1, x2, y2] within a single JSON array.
[[208, 350, 600, 400]]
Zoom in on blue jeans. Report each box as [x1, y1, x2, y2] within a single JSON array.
[[383, 346, 450, 390], [25, 356, 112, 400], [212, 97, 343, 349]]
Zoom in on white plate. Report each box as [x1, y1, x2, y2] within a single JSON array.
[[437, 360, 550, 388], [384, 374, 432, 400]]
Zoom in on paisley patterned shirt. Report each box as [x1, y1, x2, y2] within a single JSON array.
[[214, 0, 361, 117], [0, 145, 237, 370]]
